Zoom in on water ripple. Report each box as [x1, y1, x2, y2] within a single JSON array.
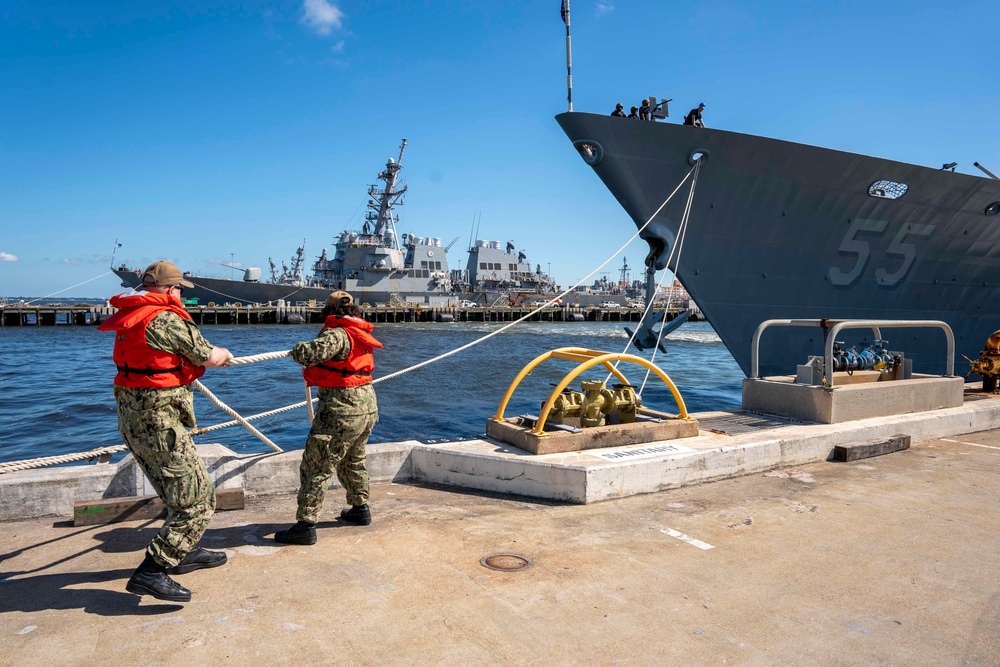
[[0, 321, 740, 463]]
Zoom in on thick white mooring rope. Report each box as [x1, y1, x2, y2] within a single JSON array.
[[228, 350, 292, 365], [190, 397, 316, 436], [190, 163, 701, 440], [23, 271, 114, 306], [638, 158, 702, 396], [2, 165, 700, 474], [0, 444, 130, 474], [192, 380, 283, 452], [0, 353, 293, 473], [604, 157, 699, 389]]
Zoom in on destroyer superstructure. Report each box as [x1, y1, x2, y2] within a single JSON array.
[[113, 139, 559, 306], [455, 240, 557, 296], [308, 139, 457, 305]]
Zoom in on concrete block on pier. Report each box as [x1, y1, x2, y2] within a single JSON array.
[[742, 374, 964, 423], [409, 439, 590, 502], [0, 463, 129, 522]]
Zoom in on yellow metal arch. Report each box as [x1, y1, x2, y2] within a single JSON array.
[[492, 347, 689, 435]]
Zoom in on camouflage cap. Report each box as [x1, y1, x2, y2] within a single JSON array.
[[142, 261, 194, 288], [325, 290, 354, 308]]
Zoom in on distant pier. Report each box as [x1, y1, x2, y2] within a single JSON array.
[[0, 304, 698, 327]]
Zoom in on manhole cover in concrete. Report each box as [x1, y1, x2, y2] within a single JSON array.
[[480, 554, 532, 572]]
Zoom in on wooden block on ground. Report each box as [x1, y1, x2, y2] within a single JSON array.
[[73, 488, 245, 526], [833, 434, 911, 462]]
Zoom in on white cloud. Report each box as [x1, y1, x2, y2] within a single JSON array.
[[596, 2, 615, 15], [302, 0, 344, 36], [0, 252, 19, 262], [330, 40, 345, 53], [62, 257, 82, 265]]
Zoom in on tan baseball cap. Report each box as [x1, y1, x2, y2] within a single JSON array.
[[325, 290, 354, 308], [141, 261, 195, 288]]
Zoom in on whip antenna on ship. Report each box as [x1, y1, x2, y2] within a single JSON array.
[[110, 238, 122, 268], [561, 0, 572, 111]]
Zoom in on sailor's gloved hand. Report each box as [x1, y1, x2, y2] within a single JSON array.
[[205, 346, 234, 368]]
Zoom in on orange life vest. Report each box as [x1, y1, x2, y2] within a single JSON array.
[[302, 316, 383, 388], [98, 292, 206, 388]]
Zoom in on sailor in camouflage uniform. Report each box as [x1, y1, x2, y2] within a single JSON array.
[[99, 261, 234, 602], [275, 290, 381, 545]]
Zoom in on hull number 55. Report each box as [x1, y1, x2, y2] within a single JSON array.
[[828, 218, 934, 287]]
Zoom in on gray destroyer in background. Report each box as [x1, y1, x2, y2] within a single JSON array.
[[556, 111, 1000, 377], [114, 139, 561, 307]]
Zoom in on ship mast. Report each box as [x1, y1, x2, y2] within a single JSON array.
[[365, 139, 408, 251], [291, 241, 306, 283]]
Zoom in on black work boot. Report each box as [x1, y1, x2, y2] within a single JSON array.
[[340, 504, 372, 526], [126, 554, 192, 602], [168, 547, 228, 575], [274, 521, 317, 545]]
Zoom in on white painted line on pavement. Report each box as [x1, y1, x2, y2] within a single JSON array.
[[942, 438, 1000, 451], [660, 527, 714, 550]]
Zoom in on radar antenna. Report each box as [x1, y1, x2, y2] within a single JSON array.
[[365, 139, 408, 251], [290, 241, 306, 282]]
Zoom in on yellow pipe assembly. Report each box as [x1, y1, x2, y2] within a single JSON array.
[[492, 347, 689, 435]]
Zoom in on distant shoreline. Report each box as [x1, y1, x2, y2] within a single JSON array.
[[1, 297, 109, 306]]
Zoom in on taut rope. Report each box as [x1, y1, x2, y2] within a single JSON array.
[[638, 157, 702, 395], [227, 350, 291, 365], [2, 165, 701, 474], [0, 444, 129, 474], [192, 380, 282, 452]]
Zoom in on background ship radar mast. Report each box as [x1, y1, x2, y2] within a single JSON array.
[[365, 139, 408, 251]]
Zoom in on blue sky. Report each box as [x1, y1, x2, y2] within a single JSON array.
[[2, 0, 997, 298]]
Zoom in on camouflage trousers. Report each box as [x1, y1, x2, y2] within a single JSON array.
[[118, 406, 216, 568], [296, 408, 377, 524]]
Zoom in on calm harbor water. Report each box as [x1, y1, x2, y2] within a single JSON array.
[[0, 321, 742, 465]]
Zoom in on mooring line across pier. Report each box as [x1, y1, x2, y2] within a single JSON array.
[[1, 163, 699, 473], [189, 162, 700, 441]]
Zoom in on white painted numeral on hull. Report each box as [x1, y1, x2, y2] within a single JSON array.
[[828, 218, 887, 286], [828, 219, 934, 287], [876, 223, 934, 286]]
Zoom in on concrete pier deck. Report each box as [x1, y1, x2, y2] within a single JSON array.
[[6, 389, 1000, 522], [2, 431, 998, 665]]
